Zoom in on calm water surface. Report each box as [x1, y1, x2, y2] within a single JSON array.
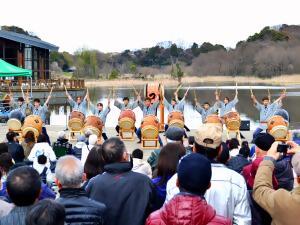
[[48, 83, 300, 130]]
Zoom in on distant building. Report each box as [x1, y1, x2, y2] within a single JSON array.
[[0, 30, 59, 80]]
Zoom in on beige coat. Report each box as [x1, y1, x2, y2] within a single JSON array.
[[253, 160, 300, 225]]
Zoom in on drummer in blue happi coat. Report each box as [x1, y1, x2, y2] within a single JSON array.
[[90, 97, 111, 141], [251, 91, 286, 139]]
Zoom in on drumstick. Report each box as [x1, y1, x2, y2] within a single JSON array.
[[184, 86, 191, 96], [21, 86, 25, 99], [268, 89, 271, 101], [174, 84, 183, 95], [132, 86, 139, 96], [250, 87, 254, 96]]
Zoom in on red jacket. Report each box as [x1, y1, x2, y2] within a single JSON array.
[[146, 194, 232, 225]]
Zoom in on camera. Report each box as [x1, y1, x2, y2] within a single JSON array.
[[277, 144, 289, 153]]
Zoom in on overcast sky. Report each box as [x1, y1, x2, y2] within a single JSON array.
[[1, 0, 300, 53]]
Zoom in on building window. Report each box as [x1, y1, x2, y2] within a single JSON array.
[[24, 45, 32, 70]]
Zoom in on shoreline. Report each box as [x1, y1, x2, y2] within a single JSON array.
[[85, 75, 300, 87]]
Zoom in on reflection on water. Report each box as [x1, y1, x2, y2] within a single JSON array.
[[48, 84, 300, 130]]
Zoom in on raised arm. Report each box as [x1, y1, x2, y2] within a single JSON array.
[[44, 87, 53, 106], [65, 85, 73, 101], [273, 92, 286, 104]]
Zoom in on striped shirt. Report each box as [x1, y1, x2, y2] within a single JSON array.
[[138, 101, 160, 117], [255, 102, 280, 122], [164, 97, 185, 113], [219, 97, 239, 117], [114, 100, 139, 111], [195, 102, 219, 123], [31, 104, 48, 123], [68, 99, 88, 115], [90, 104, 111, 124]]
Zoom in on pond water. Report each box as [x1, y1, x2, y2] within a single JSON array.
[[48, 83, 300, 130]]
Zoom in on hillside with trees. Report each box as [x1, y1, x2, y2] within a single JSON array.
[[3, 24, 300, 79]]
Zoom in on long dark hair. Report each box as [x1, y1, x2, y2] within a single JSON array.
[[84, 145, 105, 179], [156, 143, 185, 186]]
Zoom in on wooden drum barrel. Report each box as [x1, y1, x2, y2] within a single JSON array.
[[144, 83, 164, 102], [7, 109, 24, 131], [205, 114, 223, 128], [83, 115, 103, 137], [22, 115, 43, 138], [168, 111, 184, 128], [118, 109, 136, 130], [68, 110, 85, 131], [267, 115, 289, 140], [224, 111, 241, 131], [141, 115, 160, 139]]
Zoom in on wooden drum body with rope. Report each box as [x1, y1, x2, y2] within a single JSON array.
[[22, 115, 43, 138], [83, 115, 103, 137], [267, 115, 289, 141], [144, 83, 164, 131], [7, 110, 24, 131], [168, 111, 184, 128], [205, 114, 223, 129], [141, 115, 160, 139], [68, 111, 85, 131], [118, 109, 136, 130], [224, 112, 241, 131]]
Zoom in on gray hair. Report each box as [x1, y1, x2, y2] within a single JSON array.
[[55, 155, 83, 188]]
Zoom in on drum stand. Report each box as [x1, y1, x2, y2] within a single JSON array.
[[226, 129, 241, 143], [120, 128, 135, 141], [68, 130, 82, 141], [141, 137, 159, 150]]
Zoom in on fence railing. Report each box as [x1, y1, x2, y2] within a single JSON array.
[[0, 79, 85, 89]]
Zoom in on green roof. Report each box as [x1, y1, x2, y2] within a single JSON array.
[[0, 59, 32, 77]]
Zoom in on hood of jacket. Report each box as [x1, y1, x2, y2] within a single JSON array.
[[160, 194, 216, 225]]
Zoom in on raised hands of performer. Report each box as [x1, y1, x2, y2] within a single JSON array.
[[274, 90, 287, 103], [250, 91, 258, 105], [64, 85, 73, 101], [83, 88, 90, 102], [45, 87, 54, 106]]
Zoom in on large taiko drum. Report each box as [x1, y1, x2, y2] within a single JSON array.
[[168, 111, 184, 128], [205, 114, 223, 128], [68, 111, 85, 131], [83, 115, 103, 137], [141, 115, 160, 139], [267, 115, 289, 140], [224, 111, 241, 131], [118, 109, 136, 130], [7, 110, 24, 131], [144, 83, 164, 102], [22, 115, 43, 138]]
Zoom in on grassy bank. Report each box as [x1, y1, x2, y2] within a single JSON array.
[[85, 74, 300, 87]]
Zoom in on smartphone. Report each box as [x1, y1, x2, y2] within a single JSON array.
[[277, 144, 289, 153]]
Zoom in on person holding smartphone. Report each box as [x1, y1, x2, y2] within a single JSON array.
[[253, 140, 300, 225]]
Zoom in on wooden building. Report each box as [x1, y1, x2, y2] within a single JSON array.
[[0, 30, 58, 80]]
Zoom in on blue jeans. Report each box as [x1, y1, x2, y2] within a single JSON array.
[[42, 127, 51, 145], [136, 127, 163, 146]]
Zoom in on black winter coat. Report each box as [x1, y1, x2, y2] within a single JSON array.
[[57, 188, 106, 225], [226, 154, 251, 173], [86, 162, 155, 225], [7, 142, 25, 163]]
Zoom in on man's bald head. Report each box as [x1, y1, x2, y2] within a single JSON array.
[[55, 156, 83, 188]]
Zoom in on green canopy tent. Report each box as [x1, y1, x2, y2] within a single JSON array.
[[0, 59, 32, 96]]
